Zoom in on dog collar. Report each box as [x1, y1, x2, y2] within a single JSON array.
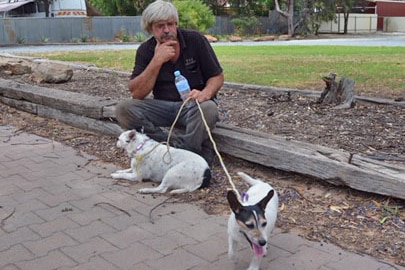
[[132, 139, 150, 155], [241, 192, 249, 202]]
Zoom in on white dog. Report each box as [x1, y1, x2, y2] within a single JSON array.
[[111, 130, 211, 194], [227, 172, 278, 270]]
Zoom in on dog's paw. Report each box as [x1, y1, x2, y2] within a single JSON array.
[[111, 172, 121, 179], [139, 186, 167, 194], [138, 188, 160, 194]]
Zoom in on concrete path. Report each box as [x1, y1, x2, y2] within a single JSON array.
[[0, 125, 403, 270], [1, 33, 405, 55]]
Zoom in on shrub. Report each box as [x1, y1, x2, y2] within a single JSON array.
[[16, 36, 25, 44], [231, 16, 261, 36], [80, 34, 90, 42], [135, 32, 147, 42], [173, 0, 215, 33], [41, 36, 49, 43]]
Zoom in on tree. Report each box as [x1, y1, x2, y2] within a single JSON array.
[[274, 0, 295, 35], [87, 0, 152, 16], [36, 0, 50, 17], [44, 0, 50, 17], [174, 0, 215, 33], [274, 0, 338, 36], [336, 0, 370, 34], [225, 0, 272, 16], [305, 0, 336, 35], [85, 0, 104, 16], [335, 0, 355, 34]]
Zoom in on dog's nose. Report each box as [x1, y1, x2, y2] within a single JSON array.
[[258, 239, 267, 246]]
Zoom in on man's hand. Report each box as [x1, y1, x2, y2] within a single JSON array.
[[189, 89, 212, 103], [188, 73, 224, 103], [154, 40, 177, 64]]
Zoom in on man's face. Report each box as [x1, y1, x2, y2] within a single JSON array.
[[151, 19, 178, 43]]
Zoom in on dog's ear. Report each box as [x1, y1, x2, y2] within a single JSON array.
[[128, 130, 137, 141], [227, 190, 242, 214], [258, 189, 274, 210]]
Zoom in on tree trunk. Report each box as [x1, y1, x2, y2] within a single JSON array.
[[318, 73, 356, 109], [275, 0, 295, 36], [85, 0, 104, 16], [343, 11, 350, 34], [44, 0, 49, 17]]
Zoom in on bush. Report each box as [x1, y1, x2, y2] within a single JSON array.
[[173, 0, 215, 33], [16, 36, 25, 44], [231, 16, 261, 36], [135, 32, 147, 42]]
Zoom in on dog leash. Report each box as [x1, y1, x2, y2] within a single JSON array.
[[167, 98, 242, 202]]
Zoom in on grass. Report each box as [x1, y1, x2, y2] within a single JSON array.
[[26, 45, 405, 97]]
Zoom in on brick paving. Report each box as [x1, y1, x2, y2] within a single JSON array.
[[1, 125, 403, 270]]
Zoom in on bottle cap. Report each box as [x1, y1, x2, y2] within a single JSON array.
[[174, 70, 180, 76]]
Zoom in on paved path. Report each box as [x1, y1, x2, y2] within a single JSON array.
[[0, 125, 403, 270], [1, 33, 405, 54]]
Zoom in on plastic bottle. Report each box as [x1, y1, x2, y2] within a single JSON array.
[[174, 70, 194, 107]]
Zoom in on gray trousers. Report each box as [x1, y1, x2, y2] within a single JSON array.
[[115, 98, 219, 154]]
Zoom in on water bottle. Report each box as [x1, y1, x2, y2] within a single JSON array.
[[174, 70, 194, 107]]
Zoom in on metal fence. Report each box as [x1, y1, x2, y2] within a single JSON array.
[[1, 14, 403, 45], [0, 16, 142, 44], [0, 16, 279, 45]]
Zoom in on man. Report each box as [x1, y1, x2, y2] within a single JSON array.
[[115, 0, 224, 165]]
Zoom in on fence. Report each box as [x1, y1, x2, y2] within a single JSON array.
[[0, 15, 285, 45], [0, 16, 142, 44], [1, 14, 404, 45], [318, 14, 378, 34], [383, 16, 405, 32]]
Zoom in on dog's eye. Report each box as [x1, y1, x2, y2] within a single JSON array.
[[261, 221, 267, 228], [245, 223, 255, 229], [126, 140, 130, 143]]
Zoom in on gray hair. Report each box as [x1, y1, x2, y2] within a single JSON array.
[[141, 0, 179, 34]]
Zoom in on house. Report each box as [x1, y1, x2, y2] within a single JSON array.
[[370, 0, 405, 31], [0, 0, 87, 17]]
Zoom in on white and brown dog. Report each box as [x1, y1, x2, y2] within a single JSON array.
[[227, 172, 278, 270], [111, 130, 211, 194]]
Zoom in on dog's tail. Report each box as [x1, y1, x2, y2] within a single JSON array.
[[200, 168, 211, 189], [237, 172, 263, 186]]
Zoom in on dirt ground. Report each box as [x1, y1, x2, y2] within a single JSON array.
[[0, 66, 404, 267]]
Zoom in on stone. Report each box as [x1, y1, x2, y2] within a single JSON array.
[[30, 62, 73, 84]]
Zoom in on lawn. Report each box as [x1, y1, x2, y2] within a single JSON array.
[[27, 45, 405, 97]]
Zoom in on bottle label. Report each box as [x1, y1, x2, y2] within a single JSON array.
[[176, 80, 189, 92]]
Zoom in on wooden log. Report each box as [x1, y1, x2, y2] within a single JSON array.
[[1, 77, 405, 200], [0, 96, 122, 136], [213, 123, 405, 200], [37, 105, 123, 136], [0, 78, 116, 119], [0, 96, 37, 114]]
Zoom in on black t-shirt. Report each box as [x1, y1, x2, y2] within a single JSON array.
[[130, 28, 223, 101]]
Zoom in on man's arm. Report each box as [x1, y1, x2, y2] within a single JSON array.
[[129, 40, 177, 99], [190, 72, 224, 103]]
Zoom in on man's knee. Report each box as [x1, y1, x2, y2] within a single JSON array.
[[115, 100, 131, 119], [115, 99, 141, 130], [199, 101, 219, 126]]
